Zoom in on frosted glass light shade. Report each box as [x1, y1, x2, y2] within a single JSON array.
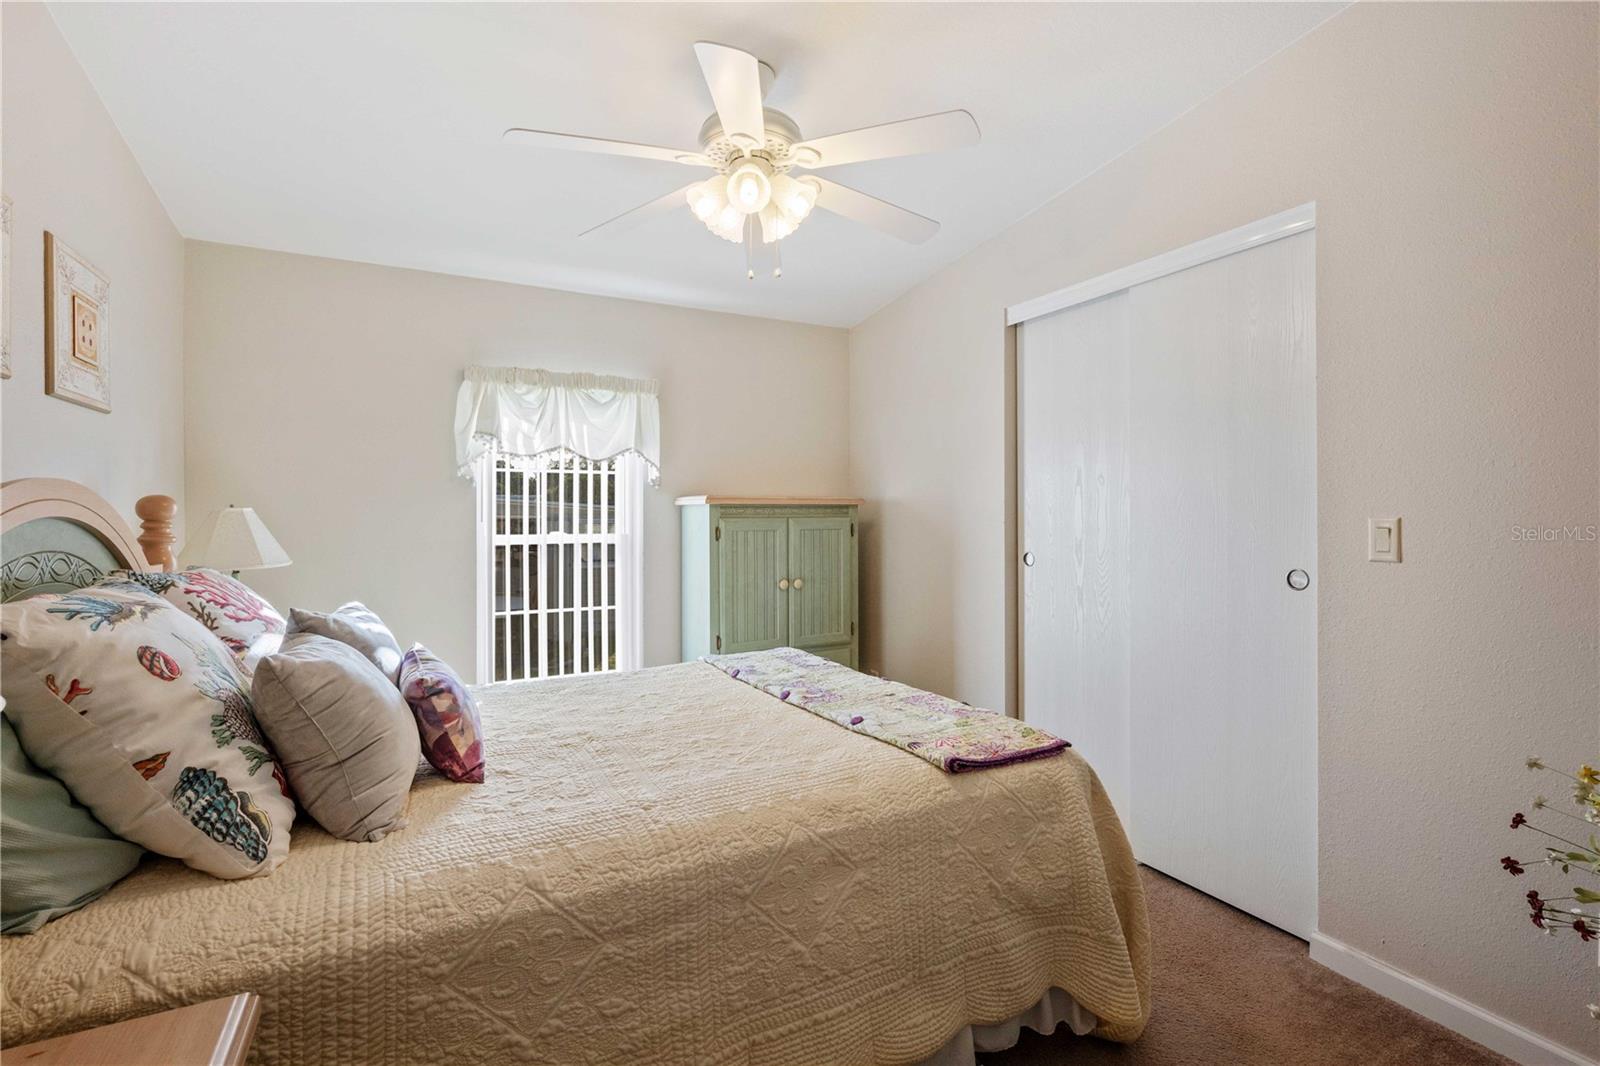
[[179, 506, 291, 572], [725, 160, 772, 214]]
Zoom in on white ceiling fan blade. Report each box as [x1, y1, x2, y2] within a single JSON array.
[[503, 128, 708, 167], [813, 178, 940, 244], [693, 42, 766, 149], [579, 183, 699, 239], [792, 110, 979, 169]]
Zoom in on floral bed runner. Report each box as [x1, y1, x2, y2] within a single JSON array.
[[703, 647, 1068, 772]]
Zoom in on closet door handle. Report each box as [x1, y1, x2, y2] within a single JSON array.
[[778, 578, 789, 591], [792, 578, 804, 590]]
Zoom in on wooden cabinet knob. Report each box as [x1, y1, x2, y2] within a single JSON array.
[[792, 577, 803, 590], [778, 578, 789, 590]]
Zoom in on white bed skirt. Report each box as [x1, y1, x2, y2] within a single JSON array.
[[916, 988, 1099, 1065]]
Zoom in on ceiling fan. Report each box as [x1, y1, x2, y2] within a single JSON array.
[[504, 41, 980, 279]]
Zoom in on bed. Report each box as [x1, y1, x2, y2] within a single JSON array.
[[0, 478, 1151, 1064]]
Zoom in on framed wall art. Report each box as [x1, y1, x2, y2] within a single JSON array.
[[44, 231, 110, 412]]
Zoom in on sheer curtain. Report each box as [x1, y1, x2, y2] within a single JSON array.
[[455, 366, 660, 484], [459, 367, 658, 682]]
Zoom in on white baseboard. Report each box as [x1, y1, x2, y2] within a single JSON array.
[[1309, 933, 1597, 1066]]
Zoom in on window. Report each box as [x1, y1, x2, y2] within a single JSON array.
[[474, 447, 643, 683]]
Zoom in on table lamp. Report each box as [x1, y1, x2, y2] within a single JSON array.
[[179, 505, 291, 577]]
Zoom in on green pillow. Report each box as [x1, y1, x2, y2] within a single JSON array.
[[2, 712, 143, 934]]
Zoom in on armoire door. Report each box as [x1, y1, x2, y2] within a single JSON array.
[[1128, 229, 1316, 938], [717, 517, 788, 653], [786, 516, 854, 657]]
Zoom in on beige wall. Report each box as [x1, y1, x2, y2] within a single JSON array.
[[184, 241, 849, 672], [849, 2, 1597, 1056], [0, 3, 185, 523]]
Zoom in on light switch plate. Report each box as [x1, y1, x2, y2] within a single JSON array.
[[1368, 517, 1401, 563]]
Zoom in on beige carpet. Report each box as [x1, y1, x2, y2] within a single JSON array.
[[982, 867, 1510, 1066]]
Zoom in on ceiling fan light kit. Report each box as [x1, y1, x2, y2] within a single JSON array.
[[504, 41, 980, 279], [688, 167, 818, 248]]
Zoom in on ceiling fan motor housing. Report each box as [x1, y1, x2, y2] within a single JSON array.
[[698, 108, 806, 172]]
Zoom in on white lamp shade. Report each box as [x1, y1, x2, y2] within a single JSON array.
[[179, 506, 291, 572]]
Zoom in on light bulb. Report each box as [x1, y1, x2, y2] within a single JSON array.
[[686, 182, 722, 222], [712, 211, 743, 242], [770, 174, 814, 223], [789, 176, 819, 220], [724, 159, 772, 214]]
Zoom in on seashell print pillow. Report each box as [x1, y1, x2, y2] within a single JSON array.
[[103, 567, 286, 671], [0, 582, 295, 878], [397, 645, 484, 783]]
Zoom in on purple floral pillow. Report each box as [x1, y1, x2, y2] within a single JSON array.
[[397, 645, 483, 784]]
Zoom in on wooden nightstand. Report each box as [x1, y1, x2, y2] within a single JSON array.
[[3, 994, 259, 1066]]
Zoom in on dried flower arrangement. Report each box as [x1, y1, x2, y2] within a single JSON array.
[[1501, 758, 1600, 1024]]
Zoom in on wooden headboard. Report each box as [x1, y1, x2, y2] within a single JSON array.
[[0, 479, 177, 602]]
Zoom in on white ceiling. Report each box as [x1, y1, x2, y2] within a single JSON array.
[[49, 2, 1344, 328]]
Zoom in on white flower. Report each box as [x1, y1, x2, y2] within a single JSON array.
[[1533, 795, 1549, 809], [1527, 757, 1546, 770], [1588, 1003, 1600, 1021]]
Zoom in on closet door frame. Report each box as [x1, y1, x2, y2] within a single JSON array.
[[1010, 203, 1317, 935]]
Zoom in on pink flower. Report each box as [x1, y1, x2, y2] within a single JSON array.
[[1510, 812, 1527, 829], [1574, 919, 1596, 943], [1501, 856, 1526, 875]]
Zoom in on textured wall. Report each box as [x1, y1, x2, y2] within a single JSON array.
[[849, 2, 1597, 1055], [183, 242, 850, 672], [0, 4, 185, 525]]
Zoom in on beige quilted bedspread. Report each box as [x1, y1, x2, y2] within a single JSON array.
[[0, 661, 1150, 1064]]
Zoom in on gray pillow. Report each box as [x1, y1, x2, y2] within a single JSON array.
[[287, 602, 403, 684], [250, 634, 420, 842]]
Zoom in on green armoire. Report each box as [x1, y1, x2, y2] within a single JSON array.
[[678, 496, 861, 667]]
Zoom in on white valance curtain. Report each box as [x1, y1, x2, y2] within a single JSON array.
[[454, 366, 661, 484]]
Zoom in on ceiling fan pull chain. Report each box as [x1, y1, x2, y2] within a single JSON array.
[[745, 216, 757, 280], [773, 241, 782, 280]]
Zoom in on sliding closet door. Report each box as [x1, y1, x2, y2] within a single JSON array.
[[1128, 230, 1316, 937], [1019, 291, 1132, 820]]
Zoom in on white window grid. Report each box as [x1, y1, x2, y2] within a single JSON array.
[[480, 450, 625, 682]]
